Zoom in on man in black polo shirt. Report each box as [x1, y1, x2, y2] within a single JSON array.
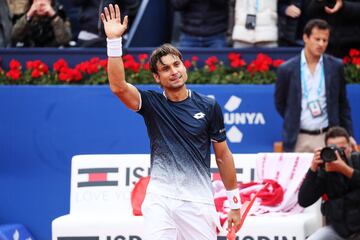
[[101, 4, 241, 239]]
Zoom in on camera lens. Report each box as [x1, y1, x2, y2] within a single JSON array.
[[320, 147, 337, 162]]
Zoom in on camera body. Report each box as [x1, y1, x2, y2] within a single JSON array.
[[320, 145, 347, 163]]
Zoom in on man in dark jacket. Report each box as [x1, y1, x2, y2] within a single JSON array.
[[275, 19, 356, 152], [277, 0, 308, 47], [71, 0, 140, 47], [0, 0, 12, 47], [298, 127, 360, 239], [171, 0, 228, 47]]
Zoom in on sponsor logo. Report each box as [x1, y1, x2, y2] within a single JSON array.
[[217, 236, 296, 240], [77, 168, 118, 187], [125, 167, 151, 186], [12, 230, 32, 240], [58, 236, 142, 240], [210, 167, 255, 182], [193, 112, 206, 119], [223, 95, 266, 143]]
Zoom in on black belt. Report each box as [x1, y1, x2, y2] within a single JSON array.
[[300, 127, 329, 135]]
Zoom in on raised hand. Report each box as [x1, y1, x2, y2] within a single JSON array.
[[325, 0, 343, 14], [101, 4, 128, 39], [310, 148, 323, 172], [285, 4, 301, 18]]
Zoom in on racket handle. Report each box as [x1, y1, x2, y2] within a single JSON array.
[[227, 226, 236, 240]]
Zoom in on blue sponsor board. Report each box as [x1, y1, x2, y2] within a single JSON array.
[[0, 85, 359, 239]]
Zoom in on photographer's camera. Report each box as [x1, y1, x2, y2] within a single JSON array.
[[320, 145, 346, 162]]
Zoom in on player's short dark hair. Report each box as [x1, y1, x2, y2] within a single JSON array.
[[150, 44, 183, 74], [303, 19, 331, 37], [325, 127, 350, 144]]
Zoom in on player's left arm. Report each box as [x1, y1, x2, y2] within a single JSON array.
[[213, 141, 237, 190], [213, 141, 241, 231]]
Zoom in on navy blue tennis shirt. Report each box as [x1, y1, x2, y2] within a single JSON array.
[[137, 89, 226, 204]]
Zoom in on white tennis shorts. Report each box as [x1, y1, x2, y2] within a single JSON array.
[[141, 192, 220, 240]]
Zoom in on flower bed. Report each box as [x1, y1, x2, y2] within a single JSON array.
[[0, 49, 359, 85]]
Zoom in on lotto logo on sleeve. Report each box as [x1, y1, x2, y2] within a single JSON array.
[[77, 168, 119, 187]]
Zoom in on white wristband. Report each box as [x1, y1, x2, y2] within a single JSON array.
[[107, 37, 123, 57], [226, 188, 241, 209]]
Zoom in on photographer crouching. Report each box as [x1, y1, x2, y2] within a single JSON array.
[[299, 126, 360, 240]]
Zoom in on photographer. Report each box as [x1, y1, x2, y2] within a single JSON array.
[[11, 0, 72, 47], [298, 127, 360, 240]]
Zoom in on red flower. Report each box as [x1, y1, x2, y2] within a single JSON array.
[[205, 56, 219, 66], [58, 68, 82, 82], [209, 65, 217, 72], [228, 53, 240, 61], [53, 59, 68, 72], [343, 56, 351, 64], [246, 53, 273, 73], [124, 61, 140, 72], [184, 60, 192, 69], [205, 56, 219, 72], [353, 57, 360, 67], [228, 53, 246, 68], [31, 69, 41, 78], [138, 54, 148, 62], [123, 54, 135, 62], [26, 61, 34, 70], [71, 69, 82, 81], [87, 63, 99, 74], [9, 59, 21, 70], [144, 62, 150, 71], [192, 56, 199, 62], [38, 62, 49, 74], [89, 57, 100, 64], [99, 59, 108, 69], [272, 59, 285, 68], [58, 68, 70, 82], [6, 69, 21, 80], [349, 49, 360, 57]]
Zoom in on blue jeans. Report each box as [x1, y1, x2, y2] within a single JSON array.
[[179, 33, 227, 48]]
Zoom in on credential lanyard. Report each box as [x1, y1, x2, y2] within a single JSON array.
[[248, 0, 260, 13], [301, 62, 325, 101]]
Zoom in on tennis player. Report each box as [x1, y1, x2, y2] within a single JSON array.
[[101, 4, 241, 239]]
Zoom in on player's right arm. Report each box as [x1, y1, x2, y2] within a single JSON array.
[[101, 4, 141, 111]]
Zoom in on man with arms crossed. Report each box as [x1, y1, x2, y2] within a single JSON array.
[[101, 4, 241, 239]]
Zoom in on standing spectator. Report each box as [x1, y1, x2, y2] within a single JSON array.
[[71, 0, 141, 47], [277, 0, 308, 47], [70, 0, 105, 47], [57, 0, 81, 44], [305, 0, 360, 58], [229, 0, 278, 48], [0, 0, 12, 47], [275, 19, 357, 153], [11, 0, 72, 47], [171, 0, 229, 48]]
